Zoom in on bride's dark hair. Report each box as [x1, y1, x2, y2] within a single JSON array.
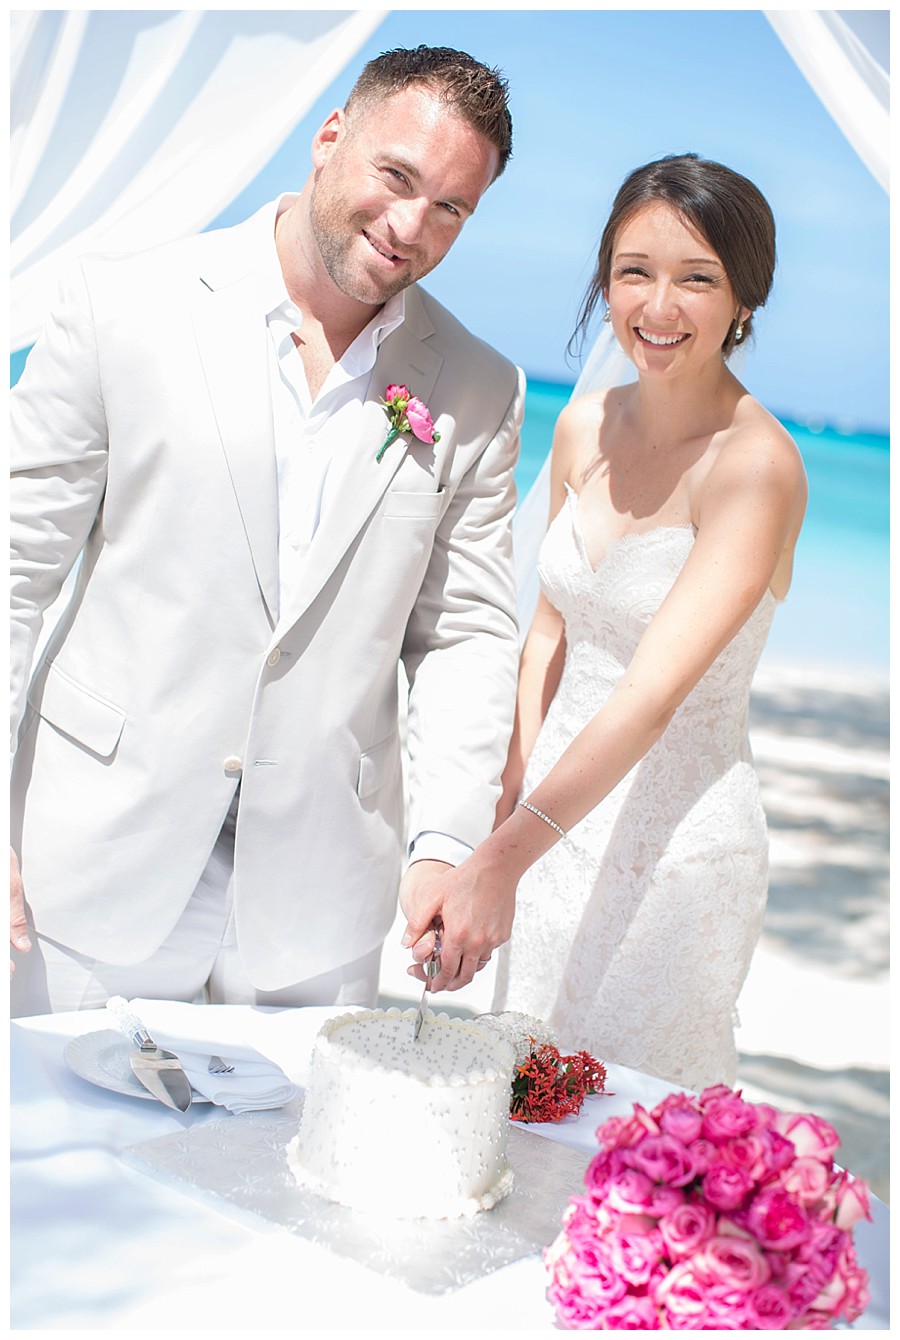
[[571, 153, 776, 359]]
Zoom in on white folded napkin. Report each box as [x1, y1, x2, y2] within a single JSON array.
[[122, 998, 298, 1114]]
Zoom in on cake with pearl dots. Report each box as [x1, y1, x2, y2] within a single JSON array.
[[287, 1006, 518, 1219]]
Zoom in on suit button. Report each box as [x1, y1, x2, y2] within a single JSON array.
[[223, 756, 242, 772], [266, 648, 281, 667]]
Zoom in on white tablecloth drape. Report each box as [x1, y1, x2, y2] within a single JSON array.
[[10, 1005, 890, 1330]]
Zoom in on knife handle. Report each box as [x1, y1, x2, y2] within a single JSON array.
[[106, 996, 154, 1048]]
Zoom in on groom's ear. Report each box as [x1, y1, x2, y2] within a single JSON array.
[[311, 108, 344, 167]]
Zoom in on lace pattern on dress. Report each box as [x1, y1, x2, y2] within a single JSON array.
[[493, 489, 775, 1091]]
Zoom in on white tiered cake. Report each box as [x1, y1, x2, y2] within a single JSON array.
[[288, 1006, 517, 1219]]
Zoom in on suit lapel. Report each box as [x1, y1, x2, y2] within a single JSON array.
[[188, 235, 279, 625], [274, 291, 443, 638]]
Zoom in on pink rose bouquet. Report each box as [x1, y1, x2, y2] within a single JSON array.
[[545, 1085, 871, 1330], [377, 383, 440, 460]]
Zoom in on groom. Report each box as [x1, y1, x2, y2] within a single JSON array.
[[10, 45, 523, 1014]]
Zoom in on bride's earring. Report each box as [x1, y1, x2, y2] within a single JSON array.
[[734, 319, 744, 342], [603, 308, 612, 324]]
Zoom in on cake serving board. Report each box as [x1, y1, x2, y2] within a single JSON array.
[[122, 1097, 591, 1294]]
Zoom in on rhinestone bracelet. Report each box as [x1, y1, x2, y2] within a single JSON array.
[[519, 800, 568, 841]]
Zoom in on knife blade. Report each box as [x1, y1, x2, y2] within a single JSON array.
[[413, 919, 442, 1042], [106, 996, 193, 1111]]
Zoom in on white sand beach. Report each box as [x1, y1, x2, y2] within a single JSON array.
[[378, 660, 890, 1202]]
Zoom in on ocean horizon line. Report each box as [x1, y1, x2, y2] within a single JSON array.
[[523, 373, 890, 445]]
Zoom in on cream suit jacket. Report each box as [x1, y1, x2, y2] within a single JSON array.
[[10, 202, 523, 988]]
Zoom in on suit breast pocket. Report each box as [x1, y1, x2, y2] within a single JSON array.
[[382, 489, 446, 521], [28, 661, 126, 758]]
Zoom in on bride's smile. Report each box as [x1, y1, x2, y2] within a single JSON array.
[[606, 200, 749, 378]]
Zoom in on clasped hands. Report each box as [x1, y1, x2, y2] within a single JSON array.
[[398, 855, 516, 994]]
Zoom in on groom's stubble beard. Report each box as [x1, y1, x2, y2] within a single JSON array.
[[309, 154, 444, 307]]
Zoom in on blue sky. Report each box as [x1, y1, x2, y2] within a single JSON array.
[[211, 8, 889, 434]]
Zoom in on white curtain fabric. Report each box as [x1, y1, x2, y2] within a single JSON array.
[[10, 9, 387, 350], [765, 9, 889, 193]]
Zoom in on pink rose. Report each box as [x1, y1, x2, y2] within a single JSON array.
[[606, 1167, 655, 1214], [832, 1168, 872, 1229], [603, 1293, 661, 1329], [719, 1133, 768, 1181], [597, 1106, 659, 1152], [702, 1161, 754, 1212], [702, 1287, 756, 1329], [659, 1202, 716, 1259], [647, 1182, 686, 1216], [559, 1198, 600, 1254], [698, 1083, 735, 1104], [784, 1255, 829, 1312], [545, 1270, 604, 1330], [746, 1282, 795, 1329], [658, 1096, 704, 1145], [545, 1229, 627, 1323], [696, 1233, 771, 1291], [583, 1148, 622, 1201], [779, 1155, 829, 1206], [687, 1136, 717, 1176], [772, 1111, 840, 1164], [764, 1127, 801, 1175], [405, 395, 437, 444], [608, 1229, 661, 1286], [384, 383, 408, 404], [744, 1186, 812, 1251], [654, 1262, 710, 1325], [814, 1238, 867, 1323], [627, 1133, 696, 1187], [701, 1092, 760, 1143]]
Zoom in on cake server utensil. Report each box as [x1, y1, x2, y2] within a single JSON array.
[[413, 919, 442, 1042], [106, 996, 193, 1111]]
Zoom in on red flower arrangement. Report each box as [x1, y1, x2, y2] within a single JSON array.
[[544, 1084, 871, 1330], [510, 1041, 607, 1123]]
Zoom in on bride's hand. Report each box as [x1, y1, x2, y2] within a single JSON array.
[[401, 851, 517, 993]]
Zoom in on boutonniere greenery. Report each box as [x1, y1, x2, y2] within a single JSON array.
[[376, 383, 441, 462]]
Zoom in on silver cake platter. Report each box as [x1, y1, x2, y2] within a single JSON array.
[[122, 1096, 591, 1294]]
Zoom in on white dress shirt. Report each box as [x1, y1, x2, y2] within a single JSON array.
[[260, 199, 471, 870]]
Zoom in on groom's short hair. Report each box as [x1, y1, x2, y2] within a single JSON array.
[[345, 45, 513, 178]]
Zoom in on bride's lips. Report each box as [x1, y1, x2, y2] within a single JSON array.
[[636, 327, 690, 347]]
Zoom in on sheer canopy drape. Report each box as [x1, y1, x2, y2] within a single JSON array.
[[765, 10, 889, 194], [10, 9, 387, 350]]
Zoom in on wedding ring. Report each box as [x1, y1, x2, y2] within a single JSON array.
[[477, 957, 492, 965]]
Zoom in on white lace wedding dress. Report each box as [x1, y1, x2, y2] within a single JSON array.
[[493, 486, 777, 1092]]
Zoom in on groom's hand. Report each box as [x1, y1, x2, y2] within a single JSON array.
[[399, 860, 450, 971], [10, 847, 31, 976]]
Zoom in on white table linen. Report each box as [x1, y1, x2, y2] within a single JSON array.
[[10, 1005, 890, 1330]]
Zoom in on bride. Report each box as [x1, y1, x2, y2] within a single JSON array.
[[406, 153, 807, 1092]]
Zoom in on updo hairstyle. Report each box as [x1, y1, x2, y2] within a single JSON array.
[[573, 153, 776, 358]]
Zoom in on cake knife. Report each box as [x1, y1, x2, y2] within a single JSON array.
[[413, 919, 442, 1042], [106, 996, 193, 1111]]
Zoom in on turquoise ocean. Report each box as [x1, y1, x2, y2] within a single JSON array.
[[9, 351, 888, 675], [518, 380, 889, 676]]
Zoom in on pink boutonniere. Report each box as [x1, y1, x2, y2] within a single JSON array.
[[376, 383, 441, 462]]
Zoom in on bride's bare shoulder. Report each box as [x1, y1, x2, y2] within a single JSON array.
[[554, 385, 626, 438]]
